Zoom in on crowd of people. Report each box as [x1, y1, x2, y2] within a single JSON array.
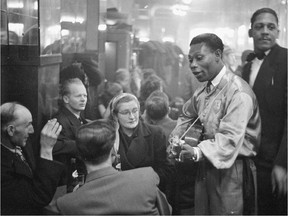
[[1, 7, 287, 215]]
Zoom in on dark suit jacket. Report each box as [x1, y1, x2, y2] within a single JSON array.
[[242, 44, 287, 169], [119, 120, 174, 191], [1, 143, 64, 215], [48, 167, 171, 215], [53, 106, 87, 185]]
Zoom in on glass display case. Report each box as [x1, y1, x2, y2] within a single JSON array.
[[6, 0, 38, 45], [60, 0, 87, 54], [40, 0, 61, 55], [1, 1, 8, 45], [2, 0, 62, 55]]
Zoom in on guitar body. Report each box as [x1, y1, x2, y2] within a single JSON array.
[[184, 120, 204, 147]]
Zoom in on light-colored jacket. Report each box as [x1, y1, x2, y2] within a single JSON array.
[[171, 70, 261, 169]]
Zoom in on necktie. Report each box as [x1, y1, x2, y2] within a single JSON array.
[[206, 81, 212, 93], [15, 147, 32, 172], [246, 52, 266, 62], [78, 117, 83, 124]]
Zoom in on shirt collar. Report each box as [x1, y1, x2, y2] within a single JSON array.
[[211, 66, 226, 87], [1, 142, 22, 155], [264, 49, 270, 56]]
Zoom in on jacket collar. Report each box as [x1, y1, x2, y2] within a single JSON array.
[[60, 106, 87, 125], [1, 144, 33, 178], [85, 166, 118, 183]]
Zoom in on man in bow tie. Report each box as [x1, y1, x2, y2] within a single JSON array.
[[242, 8, 287, 215], [1, 102, 64, 215]]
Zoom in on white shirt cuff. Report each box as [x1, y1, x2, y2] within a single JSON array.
[[193, 147, 203, 162]]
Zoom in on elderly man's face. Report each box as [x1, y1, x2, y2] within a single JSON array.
[[10, 107, 34, 147]]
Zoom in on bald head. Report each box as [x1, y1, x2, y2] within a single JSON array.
[[1, 102, 34, 147]]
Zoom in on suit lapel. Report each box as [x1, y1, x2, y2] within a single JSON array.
[[13, 155, 33, 178], [253, 46, 279, 94], [62, 107, 82, 128], [242, 45, 280, 94], [2, 147, 33, 178], [253, 57, 274, 93]]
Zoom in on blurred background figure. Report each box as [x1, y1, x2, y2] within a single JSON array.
[[114, 68, 132, 93], [169, 97, 185, 120], [130, 66, 142, 98], [222, 45, 238, 73], [141, 68, 157, 82], [138, 74, 164, 113], [234, 49, 254, 77], [98, 81, 123, 118], [142, 90, 177, 140]]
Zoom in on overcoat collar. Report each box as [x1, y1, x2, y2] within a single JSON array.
[[1, 144, 33, 178], [120, 121, 152, 167], [60, 106, 87, 126]]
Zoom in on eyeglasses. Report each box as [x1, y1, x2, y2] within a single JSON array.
[[118, 108, 139, 116]]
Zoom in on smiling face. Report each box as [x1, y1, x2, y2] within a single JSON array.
[[116, 100, 139, 133], [188, 43, 221, 82], [249, 12, 279, 53]]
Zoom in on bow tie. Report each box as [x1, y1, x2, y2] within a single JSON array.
[[246, 52, 266, 62]]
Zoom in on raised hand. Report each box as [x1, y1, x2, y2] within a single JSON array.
[[40, 119, 62, 160]]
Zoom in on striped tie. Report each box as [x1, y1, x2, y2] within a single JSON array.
[[206, 81, 212, 93], [15, 147, 32, 172]]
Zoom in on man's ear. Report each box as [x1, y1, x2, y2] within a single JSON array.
[[168, 107, 171, 115], [214, 49, 222, 62], [248, 29, 252, 38], [63, 95, 69, 104], [7, 125, 15, 136], [215, 49, 222, 58]]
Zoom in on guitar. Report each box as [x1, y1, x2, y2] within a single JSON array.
[[169, 119, 203, 161]]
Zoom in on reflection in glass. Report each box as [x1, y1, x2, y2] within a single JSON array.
[[40, 0, 61, 55], [60, 0, 87, 53], [6, 0, 38, 45], [1, 10, 8, 45]]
